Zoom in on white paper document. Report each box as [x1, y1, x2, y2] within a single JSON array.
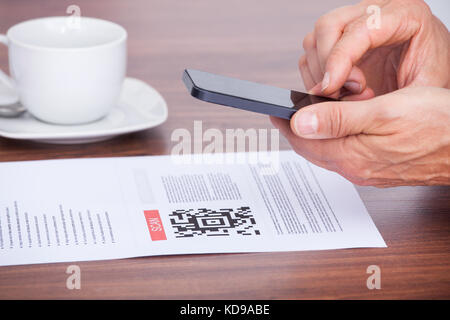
[[0, 151, 385, 266]]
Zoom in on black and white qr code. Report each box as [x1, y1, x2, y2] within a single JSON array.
[[169, 207, 261, 238]]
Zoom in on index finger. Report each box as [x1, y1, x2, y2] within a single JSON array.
[[322, 7, 420, 95], [314, 4, 365, 72]]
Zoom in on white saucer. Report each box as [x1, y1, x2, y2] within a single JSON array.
[[0, 77, 168, 144]]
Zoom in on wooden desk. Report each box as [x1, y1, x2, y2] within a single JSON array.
[[0, 0, 448, 299]]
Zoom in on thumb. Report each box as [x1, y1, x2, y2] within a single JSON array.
[[290, 98, 380, 139]]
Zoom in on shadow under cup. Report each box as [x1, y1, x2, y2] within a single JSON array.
[[5, 16, 127, 125]]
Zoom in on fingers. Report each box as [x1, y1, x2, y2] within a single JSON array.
[[308, 65, 368, 97], [301, 4, 369, 98], [341, 86, 375, 101], [298, 55, 316, 91], [321, 17, 371, 95], [343, 66, 366, 94], [314, 5, 365, 72], [303, 32, 323, 84], [271, 113, 384, 186], [269, 116, 344, 171], [290, 96, 382, 139], [271, 114, 390, 186], [322, 7, 420, 95]]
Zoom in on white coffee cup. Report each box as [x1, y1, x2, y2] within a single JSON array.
[[0, 16, 127, 124]]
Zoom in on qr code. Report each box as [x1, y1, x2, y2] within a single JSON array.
[[169, 207, 260, 238]]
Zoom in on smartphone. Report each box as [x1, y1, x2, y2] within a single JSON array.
[[182, 69, 335, 120]]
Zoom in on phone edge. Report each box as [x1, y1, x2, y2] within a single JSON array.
[[182, 69, 295, 120]]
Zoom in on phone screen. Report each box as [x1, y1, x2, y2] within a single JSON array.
[[185, 69, 333, 111]]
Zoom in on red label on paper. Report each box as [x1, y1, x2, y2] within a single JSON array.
[[144, 210, 167, 241]]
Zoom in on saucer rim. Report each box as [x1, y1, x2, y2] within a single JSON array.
[[0, 77, 168, 140]]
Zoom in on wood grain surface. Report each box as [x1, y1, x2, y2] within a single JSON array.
[[0, 0, 448, 299]]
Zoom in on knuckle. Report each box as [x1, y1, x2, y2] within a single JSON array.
[[343, 18, 365, 35], [327, 44, 352, 67], [314, 15, 333, 32], [302, 32, 315, 50], [415, 0, 432, 17], [298, 55, 307, 75], [333, 137, 376, 186], [407, 0, 431, 13], [338, 167, 362, 185], [358, 167, 373, 180], [323, 104, 344, 138], [336, 157, 373, 185], [342, 171, 368, 186], [298, 54, 307, 67], [351, 178, 372, 186]]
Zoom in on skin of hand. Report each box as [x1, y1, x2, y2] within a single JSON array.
[[271, 87, 450, 187], [300, 0, 450, 99]]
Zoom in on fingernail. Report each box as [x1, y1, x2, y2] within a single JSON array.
[[344, 81, 362, 93], [294, 111, 318, 136], [321, 72, 330, 92]]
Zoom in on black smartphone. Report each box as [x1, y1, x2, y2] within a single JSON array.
[[182, 69, 335, 120]]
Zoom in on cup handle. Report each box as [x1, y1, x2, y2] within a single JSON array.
[[0, 34, 19, 105]]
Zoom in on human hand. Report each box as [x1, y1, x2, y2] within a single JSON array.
[[300, 0, 450, 99], [271, 87, 450, 187]]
